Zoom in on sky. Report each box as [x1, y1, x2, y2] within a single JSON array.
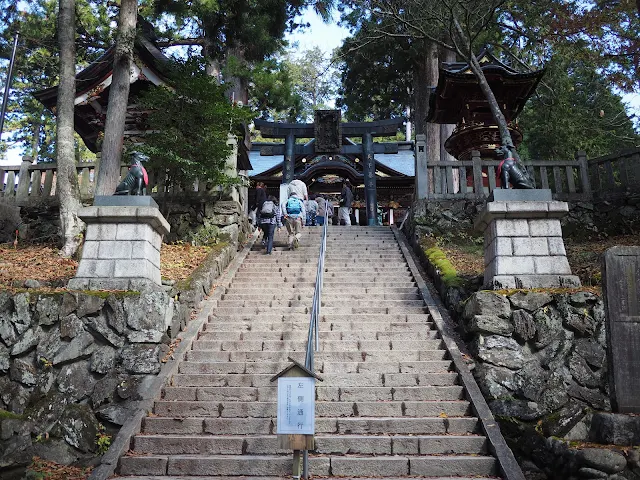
[[1, 7, 639, 165], [286, 9, 348, 54]]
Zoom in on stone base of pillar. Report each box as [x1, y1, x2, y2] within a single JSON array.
[[474, 189, 581, 290], [68, 199, 170, 291]]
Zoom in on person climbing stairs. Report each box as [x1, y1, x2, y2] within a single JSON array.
[[116, 226, 523, 479]]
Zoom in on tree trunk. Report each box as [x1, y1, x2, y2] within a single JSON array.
[[439, 47, 458, 190], [56, 0, 84, 257], [412, 51, 430, 136], [95, 0, 138, 196], [203, 36, 222, 79], [424, 42, 440, 160], [452, 18, 517, 158], [226, 45, 249, 105], [32, 115, 41, 161], [468, 53, 517, 154]]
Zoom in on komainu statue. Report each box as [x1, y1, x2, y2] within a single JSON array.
[[496, 146, 535, 189], [114, 152, 149, 195]]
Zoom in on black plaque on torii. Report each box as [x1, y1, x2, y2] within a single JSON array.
[[254, 112, 402, 225], [314, 110, 342, 153]]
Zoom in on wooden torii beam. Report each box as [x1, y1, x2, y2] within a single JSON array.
[[254, 112, 403, 226]]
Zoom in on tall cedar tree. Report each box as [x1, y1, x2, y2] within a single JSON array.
[[345, 0, 531, 158], [0, 0, 111, 161], [56, 0, 84, 257], [95, 0, 138, 195]]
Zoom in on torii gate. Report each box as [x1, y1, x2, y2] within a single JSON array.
[[254, 111, 403, 226]]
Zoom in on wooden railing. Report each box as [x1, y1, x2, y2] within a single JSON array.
[[588, 148, 640, 199], [426, 150, 593, 201], [0, 160, 99, 204], [2, 148, 638, 205], [0, 159, 217, 205]]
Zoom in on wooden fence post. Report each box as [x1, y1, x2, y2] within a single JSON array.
[[16, 155, 34, 205], [575, 151, 592, 199], [471, 150, 484, 198]]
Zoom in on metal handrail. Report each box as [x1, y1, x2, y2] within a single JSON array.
[[301, 200, 329, 480], [305, 200, 329, 371]]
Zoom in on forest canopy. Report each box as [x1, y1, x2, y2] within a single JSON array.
[[0, 0, 638, 164]]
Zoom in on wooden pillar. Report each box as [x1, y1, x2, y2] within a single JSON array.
[[16, 156, 34, 205], [363, 133, 376, 226], [284, 132, 295, 184], [415, 134, 428, 199], [575, 151, 592, 199]]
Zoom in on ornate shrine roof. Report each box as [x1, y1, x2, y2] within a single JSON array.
[[249, 142, 415, 179], [426, 48, 545, 125], [32, 31, 252, 170], [33, 35, 171, 153]]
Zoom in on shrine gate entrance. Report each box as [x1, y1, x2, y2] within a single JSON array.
[[254, 111, 404, 226]]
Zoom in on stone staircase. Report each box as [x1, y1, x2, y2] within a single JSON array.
[[117, 226, 509, 479]]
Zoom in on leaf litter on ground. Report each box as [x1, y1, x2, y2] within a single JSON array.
[[0, 241, 222, 291]]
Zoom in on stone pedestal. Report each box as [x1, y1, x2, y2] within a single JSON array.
[[68, 197, 170, 291], [474, 189, 580, 289]]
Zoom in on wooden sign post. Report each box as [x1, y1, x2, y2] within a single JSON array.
[[271, 358, 322, 479]]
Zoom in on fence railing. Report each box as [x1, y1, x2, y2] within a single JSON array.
[[3, 148, 639, 205], [0, 159, 218, 205], [426, 150, 595, 201], [588, 148, 640, 200]]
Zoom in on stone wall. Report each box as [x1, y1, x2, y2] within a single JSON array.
[[0, 241, 238, 478], [410, 196, 640, 243], [158, 197, 251, 246], [458, 291, 640, 480], [462, 291, 609, 425], [13, 197, 251, 247], [0, 288, 172, 478]]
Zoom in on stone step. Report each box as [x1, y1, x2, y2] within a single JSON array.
[[212, 306, 428, 315], [220, 293, 423, 302], [203, 320, 435, 332], [154, 386, 464, 406], [144, 415, 478, 434], [119, 453, 496, 477], [178, 358, 451, 375], [226, 278, 417, 287], [163, 372, 458, 395], [188, 338, 443, 353], [181, 349, 448, 364], [146, 401, 471, 423], [230, 273, 414, 281], [224, 286, 419, 294], [320, 360, 453, 373], [116, 477, 499, 480], [215, 299, 425, 309], [208, 313, 433, 323], [242, 257, 406, 265], [196, 330, 440, 341], [132, 434, 488, 456], [239, 262, 407, 269], [245, 252, 402, 259]]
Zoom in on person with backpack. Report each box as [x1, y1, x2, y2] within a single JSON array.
[[255, 182, 268, 244], [315, 195, 326, 226], [287, 178, 308, 202], [259, 195, 282, 254], [306, 194, 318, 226], [281, 192, 306, 250], [339, 180, 354, 226]]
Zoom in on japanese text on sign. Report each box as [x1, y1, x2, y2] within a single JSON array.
[[276, 377, 315, 435]]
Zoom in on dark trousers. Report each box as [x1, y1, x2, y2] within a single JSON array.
[[262, 223, 276, 254]]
